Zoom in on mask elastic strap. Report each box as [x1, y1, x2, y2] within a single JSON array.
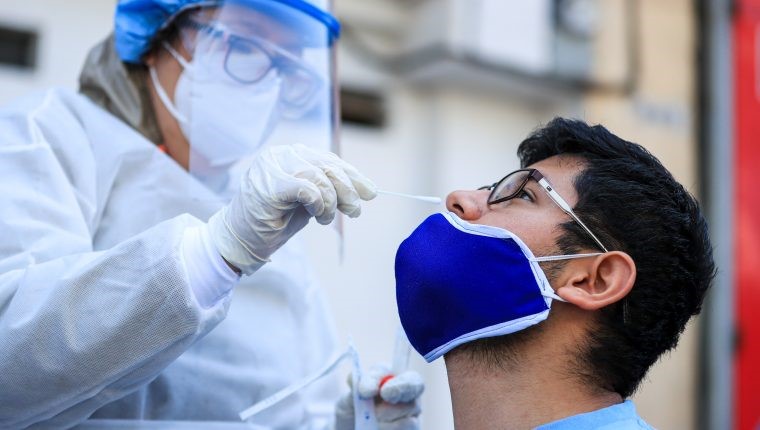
[[148, 66, 189, 124], [531, 253, 603, 303], [542, 289, 566, 303], [530, 252, 603, 262], [162, 41, 192, 70]]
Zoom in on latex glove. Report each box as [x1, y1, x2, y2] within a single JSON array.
[[208, 144, 376, 274], [335, 364, 424, 430]]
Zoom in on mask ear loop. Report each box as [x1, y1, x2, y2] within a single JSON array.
[[542, 289, 566, 303], [148, 41, 194, 124], [162, 40, 192, 70], [530, 253, 604, 303], [148, 66, 189, 124]]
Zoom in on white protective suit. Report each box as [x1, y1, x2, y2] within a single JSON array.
[[0, 87, 340, 429]]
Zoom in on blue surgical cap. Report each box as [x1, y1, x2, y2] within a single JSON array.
[[114, 0, 340, 63]]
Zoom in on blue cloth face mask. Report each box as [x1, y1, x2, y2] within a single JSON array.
[[395, 212, 601, 362]]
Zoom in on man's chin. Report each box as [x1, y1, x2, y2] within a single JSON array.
[[444, 324, 545, 371]]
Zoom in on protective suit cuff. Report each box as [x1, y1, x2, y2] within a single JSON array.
[[207, 209, 268, 275], [181, 225, 240, 309]]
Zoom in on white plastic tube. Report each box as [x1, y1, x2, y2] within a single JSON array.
[[391, 326, 412, 375], [377, 190, 442, 204]]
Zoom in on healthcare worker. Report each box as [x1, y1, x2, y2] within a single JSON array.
[[0, 0, 421, 428]]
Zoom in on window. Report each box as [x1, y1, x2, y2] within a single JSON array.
[[340, 88, 386, 128], [0, 26, 37, 69]]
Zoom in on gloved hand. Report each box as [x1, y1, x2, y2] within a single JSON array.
[[208, 144, 376, 275], [335, 364, 425, 430]]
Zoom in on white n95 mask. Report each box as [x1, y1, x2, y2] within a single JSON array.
[[151, 42, 281, 169]]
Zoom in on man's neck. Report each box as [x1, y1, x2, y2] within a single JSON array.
[[444, 342, 623, 430]]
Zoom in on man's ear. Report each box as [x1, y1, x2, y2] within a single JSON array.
[[556, 252, 636, 310]]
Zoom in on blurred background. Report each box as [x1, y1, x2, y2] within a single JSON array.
[[0, 0, 753, 429]]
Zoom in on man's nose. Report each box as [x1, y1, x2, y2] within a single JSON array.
[[446, 189, 490, 220]]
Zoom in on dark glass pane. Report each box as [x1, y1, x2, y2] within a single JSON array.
[[0, 26, 37, 69]]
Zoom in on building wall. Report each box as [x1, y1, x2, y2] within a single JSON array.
[[584, 1, 698, 428], [0, 1, 113, 100]]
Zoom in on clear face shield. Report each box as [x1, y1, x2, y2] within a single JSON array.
[[126, 4, 345, 425], [163, 0, 339, 199]]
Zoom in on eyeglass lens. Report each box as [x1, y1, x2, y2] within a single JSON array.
[[225, 37, 319, 106], [225, 38, 272, 82], [489, 170, 531, 204]]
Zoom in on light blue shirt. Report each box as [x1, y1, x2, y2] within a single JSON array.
[[535, 400, 655, 430]]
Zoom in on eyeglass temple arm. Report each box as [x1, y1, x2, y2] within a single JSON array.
[[537, 178, 609, 253]]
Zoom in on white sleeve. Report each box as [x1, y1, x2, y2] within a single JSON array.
[[181, 224, 240, 309], [0, 216, 231, 429], [0, 95, 230, 429]]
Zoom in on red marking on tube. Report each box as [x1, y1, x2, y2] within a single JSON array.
[[378, 374, 394, 389], [157, 144, 168, 154]]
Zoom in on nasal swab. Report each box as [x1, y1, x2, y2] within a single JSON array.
[[377, 189, 442, 204]]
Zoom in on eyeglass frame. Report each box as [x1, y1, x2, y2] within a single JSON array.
[[176, 16, 323, 106], [480, 168, 609, 253]]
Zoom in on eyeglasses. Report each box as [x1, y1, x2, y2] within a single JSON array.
[[180, 18, 323, 110], [480, 168, 609, 252]]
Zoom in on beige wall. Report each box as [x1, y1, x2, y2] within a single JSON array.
[[584, 0, 699, 429]]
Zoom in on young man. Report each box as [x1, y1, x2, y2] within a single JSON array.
[[395, 118, 715, 429]]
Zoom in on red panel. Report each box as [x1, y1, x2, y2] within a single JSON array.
[[734, 2, 760, 429]]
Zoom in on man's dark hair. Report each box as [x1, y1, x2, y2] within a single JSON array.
[[513, 117, 715, 397]]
